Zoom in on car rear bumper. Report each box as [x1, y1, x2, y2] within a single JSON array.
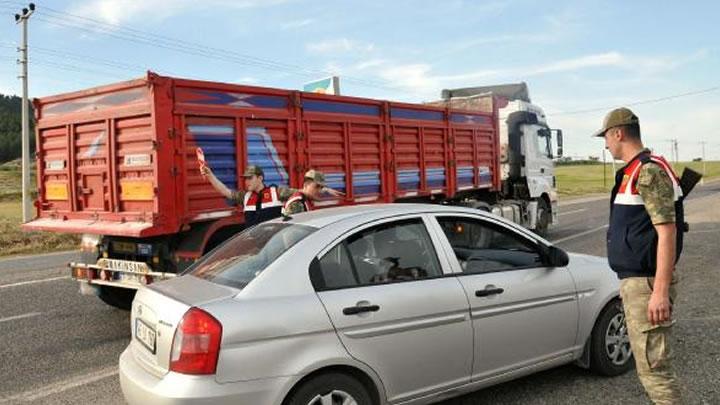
[[119, 346, 290, 405]]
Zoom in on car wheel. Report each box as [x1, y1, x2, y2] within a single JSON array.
[[98, 285, 136, 311], [285, 373, 374, 405], [589, 299, 634, 376]]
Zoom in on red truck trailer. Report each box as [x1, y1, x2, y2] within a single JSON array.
[[23, 72, 504, 308]]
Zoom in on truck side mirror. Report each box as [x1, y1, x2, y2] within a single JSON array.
[[551, 129, 563, 158]]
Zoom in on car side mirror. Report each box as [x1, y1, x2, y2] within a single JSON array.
[[545, 245, 569, 267]]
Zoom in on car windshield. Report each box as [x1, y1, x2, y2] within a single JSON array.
[[187, 222, 317, 289]]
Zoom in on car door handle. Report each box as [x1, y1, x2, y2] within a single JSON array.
[[475, 287, 505, 297], [343, 304, 380, 316]]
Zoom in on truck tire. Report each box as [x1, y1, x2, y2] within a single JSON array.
[[534, 198, 550, 236], [589, 299, 634, 376], [98, 286, 136, 311]]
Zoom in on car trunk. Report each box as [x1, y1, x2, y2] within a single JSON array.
[[129, 275, 238, 377]]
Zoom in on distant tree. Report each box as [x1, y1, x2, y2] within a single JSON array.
[[693, 157, 702, 162], [588, 156, 600, 161], [0, 94, 35, 163]]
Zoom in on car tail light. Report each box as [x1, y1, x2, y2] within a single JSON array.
[[169, 308, 222, 375]]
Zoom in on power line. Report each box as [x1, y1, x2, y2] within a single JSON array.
[[548, 85, 720, 116], [31, 6, 412, 94]]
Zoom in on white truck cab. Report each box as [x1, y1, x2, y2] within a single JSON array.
[[438, 83, 563, 235]]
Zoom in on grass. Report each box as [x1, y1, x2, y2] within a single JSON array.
[[0, 161, 79, 257], [0, 200, 80, 257], [556, 160, 720, 197]]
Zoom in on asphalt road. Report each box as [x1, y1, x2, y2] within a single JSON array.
[[0, 182, 718, 405]]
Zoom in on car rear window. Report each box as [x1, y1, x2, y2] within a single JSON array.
[[187, 222, 316, 289]]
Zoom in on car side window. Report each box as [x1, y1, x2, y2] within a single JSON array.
[[437, 216, 543, 274], [313, 219, 443, 290]]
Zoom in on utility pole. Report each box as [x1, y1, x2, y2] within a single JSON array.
[[15, 3, 35, 223], [665, 138, 678, 164]]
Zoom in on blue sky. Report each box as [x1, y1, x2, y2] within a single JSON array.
[[0, 0, 718, 160]]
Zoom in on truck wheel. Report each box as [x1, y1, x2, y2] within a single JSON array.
[[589, 299, 634, 376], [98, 286, 136, 311], [534, 198, 550, 236], [285, 373, 374, 405]]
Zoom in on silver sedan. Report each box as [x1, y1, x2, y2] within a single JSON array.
[[119, 204, 632, 405]]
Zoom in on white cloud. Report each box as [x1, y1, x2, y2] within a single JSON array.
[[306, 38, 375, 54], [233, 76, 259, 84], [281, 18, 314, 30], [354, 59, 386, 70], [528, 52, 623, 75], [376, 64, 440, 99], [67, 0, 290, 25]]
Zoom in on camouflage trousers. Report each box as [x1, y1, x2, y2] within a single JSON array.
[[620, 275, 682, 405]]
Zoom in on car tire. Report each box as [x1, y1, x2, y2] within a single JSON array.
[[589, 299, 634, 376], [285, 372, 374, 405], [98, 285, 136, 311]]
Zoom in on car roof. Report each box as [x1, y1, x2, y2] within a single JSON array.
[[280, 203, 485, 228], [278, 203, 549, 245]]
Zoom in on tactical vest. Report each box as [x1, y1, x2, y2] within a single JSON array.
[[607, 152, 685, 278], [282, 191, 313, 215], [243, 185, 283, 227]]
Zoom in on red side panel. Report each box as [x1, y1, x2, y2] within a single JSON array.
[[25, 73, 501, 238]]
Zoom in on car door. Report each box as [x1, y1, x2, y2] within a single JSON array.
[[428, 214, 578, 381], [311, 215, 473, 404]]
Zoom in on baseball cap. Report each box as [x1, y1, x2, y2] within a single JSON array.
[[304, 169, 326, 187], [242, 165, 264, 177], [592, 107, 640, 137]]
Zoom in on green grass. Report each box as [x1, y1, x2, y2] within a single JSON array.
[[0, 163, 78, 257], [0, 200, 80, 257], [556, 161, 720, 197]]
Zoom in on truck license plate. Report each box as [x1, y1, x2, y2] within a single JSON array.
[[97, 258, 150, 274], [135, 319, 156, 354]]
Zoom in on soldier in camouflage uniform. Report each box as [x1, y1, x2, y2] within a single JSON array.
[[201, 164, 295, 227], [595, 108, 683, 404], [283, 169, 344, 215]]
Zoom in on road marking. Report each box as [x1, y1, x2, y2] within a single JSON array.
[[551, 224, 609, 244], [558, 208, 587, 216], [0, 249, 79, 264], [688, 229, 720, 234], [0, 366, 118, 404], [0, 276, 70, 289], [0, 312, 42, 324]]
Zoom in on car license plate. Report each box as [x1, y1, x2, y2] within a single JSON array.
[[135, 319, 156, 354]]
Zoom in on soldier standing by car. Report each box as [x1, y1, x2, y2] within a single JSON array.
[[594, 107, 685, 404]]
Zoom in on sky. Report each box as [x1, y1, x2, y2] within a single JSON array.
[[0, 0, 718, 160]]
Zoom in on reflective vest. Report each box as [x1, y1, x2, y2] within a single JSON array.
[[607, 152, 684, 278], [282, 191, 313, 215], [243, 185, 283, 227]]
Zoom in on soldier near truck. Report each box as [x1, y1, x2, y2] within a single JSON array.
[[201, 164, 343, 223]]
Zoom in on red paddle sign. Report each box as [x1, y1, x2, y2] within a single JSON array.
[[196, 147, 207, 175]]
